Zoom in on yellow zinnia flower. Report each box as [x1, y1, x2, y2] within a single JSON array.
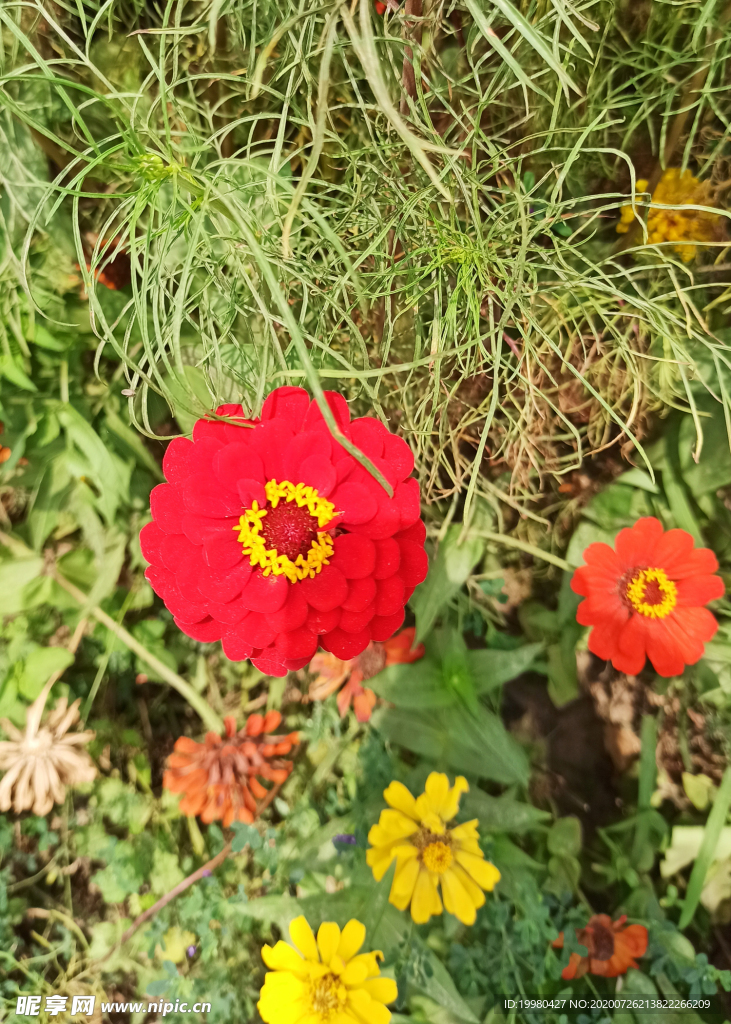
[[616, 168, 722, 262], [366, 772, 501, 926], [257, 915, 398, 1024]]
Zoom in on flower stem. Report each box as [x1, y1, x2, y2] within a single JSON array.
[[52, 571, 225, 734], [473, 530, 571, 572]]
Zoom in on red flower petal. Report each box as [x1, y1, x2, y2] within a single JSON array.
[[370, 608, 406, 642], [268, 586, 309, 633], [374, 538, 401, 579], [331, 534, 377, 579], [306, 606, 341, 634], [182, 474, 241, 518], [145, 565, 176, 600], [160, 533, 199, 573], [261, 386, 310, 431], [196, 562, 252, 603], [300, 454, 336, 495], [382, 434, 414, 481], [237, 478, 267, 507], [275, 626, 318, 660], [240, 572, 288, 613], [394, 478, 421, 529], [332, 482, 377, 525], [163, 438, 195, 483], [342, 577, 377, 612], [398, 540, 429, 587], [206, 599, 249, 625], [176, 616, 224, 642], [181, 512, 224, 545], [299, 566, 348, 610], [645, 616, 696, 677], [214, 443, 264, 492], [222, 629, 254, 661], [322, 627, 372, 660], [250, 647, 289, 677], [238, 611, 277, 648], [250, 420, 295, 480], [283, 431, 333, 478], [302, 391, 351, 434], [150, 484, 183, 533], [349, 417, 386, 459], [140, 521, 165, 565], [397, 519, 426, 545], [677, 574, 725, 606], [339, 605, 376, 633], [614, 517, 664, 569], [204, 531, 245, 571], [375, 574, 405, 616]]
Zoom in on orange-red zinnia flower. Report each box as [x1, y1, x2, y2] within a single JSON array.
[[163, 712, 298, 827], [552, 915, 648, 979], [308, 626, 425, 722], [571, 517, 724, 677]]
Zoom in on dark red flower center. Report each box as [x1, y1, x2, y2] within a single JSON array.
[[259, 502, 319, 561], [578, 921, 615, 961]]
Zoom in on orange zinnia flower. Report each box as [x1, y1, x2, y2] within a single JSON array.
[[163, 712, 298, 827], [308, 626, 425, 722], [571, 517, 724, 677], [552, 915, 648, 980]]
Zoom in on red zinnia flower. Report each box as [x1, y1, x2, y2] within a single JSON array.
[[140, 387, 428, 677], [163, 711, 298, 827], [571, 517, 724, 677], [308, 626, 425, 722], [552, 915, 648, 979]]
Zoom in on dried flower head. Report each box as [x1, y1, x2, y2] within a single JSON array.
[[552, 915, 648, 979], [0, 697, 96, 816], [163, 712, 299, 827], [308, 626, 425, 722]]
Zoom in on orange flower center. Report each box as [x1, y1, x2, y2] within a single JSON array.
[[421, 840, 453, 874], [624, 567, 677, 619]]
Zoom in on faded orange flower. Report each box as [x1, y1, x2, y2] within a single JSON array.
[[308, 627, 425, 722], [552, 915, 648, 980], [163, 712, 298, 827]]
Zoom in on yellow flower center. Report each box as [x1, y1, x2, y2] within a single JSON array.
[[310, 974, 346, 1018], [421, 840, 453, 874], [625, 567, 678, 619], [233, 479, 335, 584]]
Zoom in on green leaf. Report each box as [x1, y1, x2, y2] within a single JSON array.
[[0, 556, 44, 616], [19, 646, 75, 700], [368, 660, 455, 710], [547, 817, 582, 857], [410, 525, 485, 642], [0, 354, 37, 391], [373, 704, 529, 786], [412, 933, 479, 1022], [546, 630, 580, 707], [57, 403, 131, 523], [679, 766, 731, 928], [468, 642, 543, 693], [150, 848, 185, 896], [461, 788, 550, 833]]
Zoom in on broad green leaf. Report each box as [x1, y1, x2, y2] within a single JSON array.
[[0, 354, 37, 391], [461, 788, 550, 833], [368, 660, 455, 710], [547, 817, 582, 857], [679, 767, 731, 928], [0, 556, 44, 615], [150, 848, 185, 896], [57, 403, 131, 524], [468, 642, 543, 693], [410, 525, 485, 642], [103, 411, 165, 481], [19, 646, 75, 700], [546, 632, 580, 707], [373, 705, 529, 786]]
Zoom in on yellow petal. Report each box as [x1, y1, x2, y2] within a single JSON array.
[[362, 977, 398, 1005], [390, 856, 420, 910], [317, 921, 341, 964], [348, 987, 391, 1024], [450, 819, 479, 842], [342, 958, 369, 986], [455, 849, 501, 891], [441, 867, 477, 925], [442, 776, 469, 821], [378, 809, 420, 837], [289, 915, 319, 962], [367, 847, 396, 882], [411, 868, 441, 924], [424, 772, 450, 817], [349, 952, 384, 978], [452, 862, 486, 909], [383, 780, 418, 819], [262, 941, 308, 975], [338, 919, 366, 962]]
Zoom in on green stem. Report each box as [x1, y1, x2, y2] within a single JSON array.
[[53, 571, 225, 733], [473, 530, 571, 571]]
